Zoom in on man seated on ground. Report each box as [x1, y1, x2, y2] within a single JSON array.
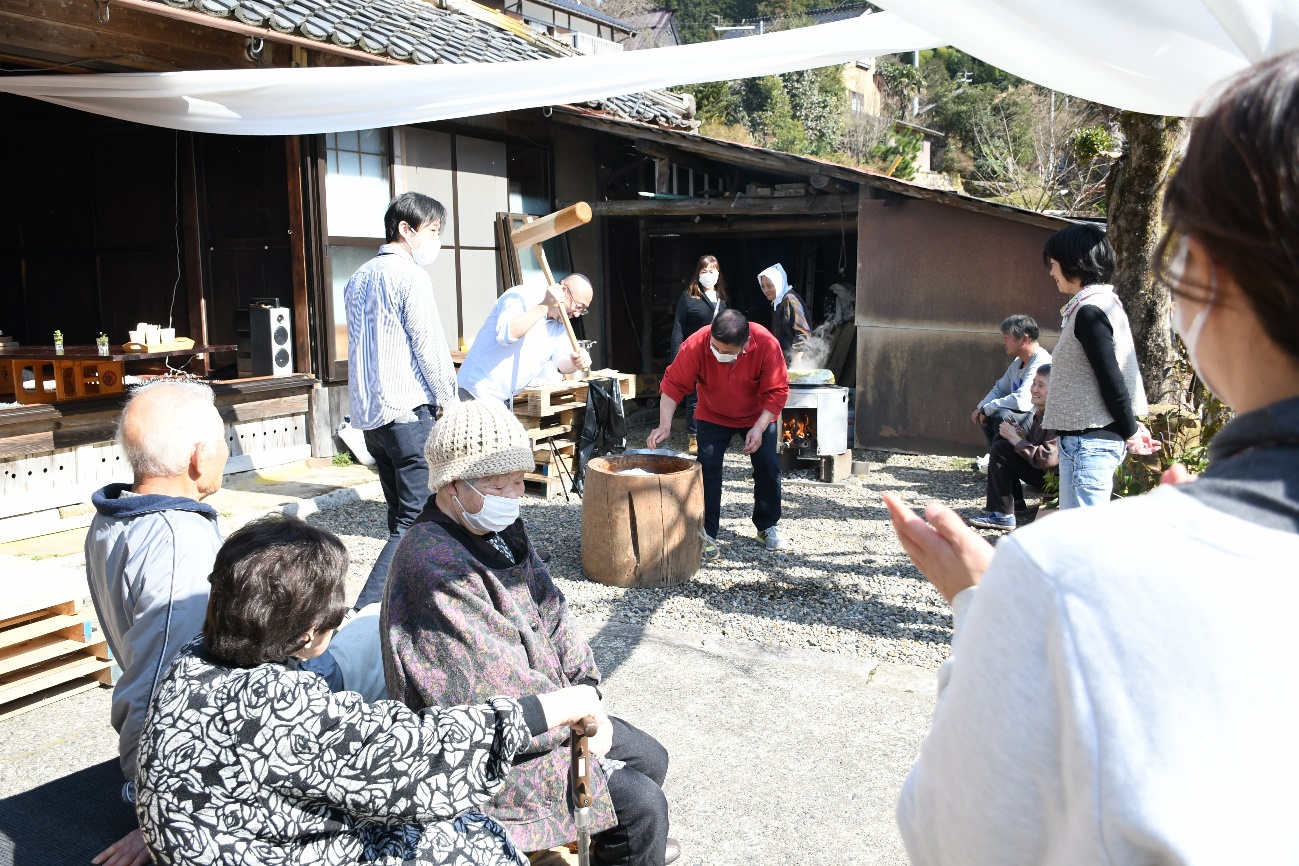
[[970, 314, 1051, 470], [649, 309, 789, 555], [456, 274, 594, 403], [382, 399, 679, 866], [970, 364, 1059, 531], [85, 381, 363, 866]]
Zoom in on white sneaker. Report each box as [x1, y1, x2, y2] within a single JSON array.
[[759, 525, 789, 552], [975, 453, 990, 474]]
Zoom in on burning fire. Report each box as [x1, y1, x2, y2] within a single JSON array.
[[781, 412, 816, 449]]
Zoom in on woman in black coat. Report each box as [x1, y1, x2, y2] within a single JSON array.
[[670, 255, 728, 453]]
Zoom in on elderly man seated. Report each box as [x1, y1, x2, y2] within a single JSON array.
[[86, 381, 377, 866], [969, 364, 1059, 531], [381, 399, 679, 866]]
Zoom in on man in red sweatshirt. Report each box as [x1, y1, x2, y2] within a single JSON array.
[[649, 309, 790, 555]]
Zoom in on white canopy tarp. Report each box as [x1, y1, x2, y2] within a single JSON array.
[[0, 12, 940, 135], [871, 0, 1299, 115], [0, 1, 1295, 134]]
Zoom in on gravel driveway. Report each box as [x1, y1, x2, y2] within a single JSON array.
[[312, 424, 996, 670]]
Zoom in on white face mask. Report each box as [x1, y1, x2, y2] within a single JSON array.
[[698, 271, 719, 289], [1168, 238, 1219, 397], [407, 228, 441, 267], [454, 480, 519, 533], [711, 344, 740, 363]]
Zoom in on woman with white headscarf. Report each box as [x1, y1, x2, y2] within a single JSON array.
[[758, 263, 811, 364]]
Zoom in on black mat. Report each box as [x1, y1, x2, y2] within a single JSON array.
[[0, 760, 136, 866]]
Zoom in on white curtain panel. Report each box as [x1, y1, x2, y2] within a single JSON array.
[[870, 0, 1299, 114], [0, 12, 940, 135], [1, 1, 1296, 134]]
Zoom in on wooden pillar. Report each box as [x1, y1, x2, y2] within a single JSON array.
[[180, 133, 208, 376], [285, 135, 312, 378], [638, 219, 653, 374]]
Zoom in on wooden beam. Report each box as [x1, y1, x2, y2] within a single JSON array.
[[108, 0, 400, 66], [285, 136, 313, 379], [645, 216, 859, 235], [633, 139, 716, 175], [0, 0, 262, 71], [590, 194, 853, 218]]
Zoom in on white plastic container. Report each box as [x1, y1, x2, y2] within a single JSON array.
[[336, 419, 375, 465]]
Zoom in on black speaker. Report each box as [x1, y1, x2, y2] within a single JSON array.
[[235, 304, 293, 378]]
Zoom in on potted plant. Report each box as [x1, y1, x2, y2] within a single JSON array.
[[96, 332, 110, 356], [53, 329, 64, 355]]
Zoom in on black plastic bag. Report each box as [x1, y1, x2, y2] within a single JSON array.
[[571, 377, 627, 494]]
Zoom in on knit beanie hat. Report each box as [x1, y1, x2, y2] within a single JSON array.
[[425, 399, 535, 491]]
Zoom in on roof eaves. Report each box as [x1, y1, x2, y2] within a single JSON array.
[[551, 106, 1073, 230]]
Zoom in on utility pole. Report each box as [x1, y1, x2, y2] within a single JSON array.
[[912, 50, 920, 117]]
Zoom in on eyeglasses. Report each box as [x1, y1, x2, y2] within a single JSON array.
[[564, 286, 588, 316]]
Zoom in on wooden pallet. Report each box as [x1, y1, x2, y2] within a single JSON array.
[[0, 599, 117, 720], [0, 558, 120, 717], [513, 372, 637, 418], [523, 471, 568, 500]]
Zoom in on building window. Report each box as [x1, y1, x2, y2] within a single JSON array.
[[324, 129, 390, 239], [319, 127, 551, 380]]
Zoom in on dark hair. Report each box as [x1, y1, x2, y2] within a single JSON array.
[[1035, 363, 1052, 377], [1042, 224, 1114, 286], [687, 255, 729, 302], [1000, 314, 1040, 342], [384, 192, 448, 243], [711, 308, 750, 346], [1155, 52, 1299, 364], [204, 516, 349, 668]]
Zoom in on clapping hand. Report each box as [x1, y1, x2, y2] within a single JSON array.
[[883, 494, 994, 605], [1126, 423, 1161, 456]]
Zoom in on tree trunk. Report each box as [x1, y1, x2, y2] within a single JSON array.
[[1105, 111, 1185, 405]]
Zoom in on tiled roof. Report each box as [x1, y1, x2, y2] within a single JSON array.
[[719, 2, 871, 38], [152, 0, 694, 127], [527, 0, 633, 32]]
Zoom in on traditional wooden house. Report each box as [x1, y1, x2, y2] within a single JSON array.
[[0, 0, 1068, 542]]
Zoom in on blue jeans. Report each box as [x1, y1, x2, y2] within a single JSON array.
[[355, 405, 436, 608], [695, 418, 781, 539], [1058, 435, 1126, 509]]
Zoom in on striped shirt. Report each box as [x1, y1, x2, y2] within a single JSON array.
[[345, 244, 457, 430]]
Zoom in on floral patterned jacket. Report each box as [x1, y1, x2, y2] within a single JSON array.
[[382, 508, 616, 852], [136, 641, 530, 866]]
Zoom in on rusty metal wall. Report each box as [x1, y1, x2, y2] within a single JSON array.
[[855, 196, 1064, 456]]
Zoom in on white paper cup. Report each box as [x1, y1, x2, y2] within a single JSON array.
[[128, 330, 144, 344], [160, 328, 176, 343], [146, 328, 161, 345]]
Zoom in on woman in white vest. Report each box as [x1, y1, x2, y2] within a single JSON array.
[[884, 52, 1299, 865], [1039, 224, 1158, 508]]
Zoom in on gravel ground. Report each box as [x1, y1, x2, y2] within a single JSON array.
[[311, 422, 1009, 669]]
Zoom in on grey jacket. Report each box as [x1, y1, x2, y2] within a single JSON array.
[[979, 347, 1051, 415], [85, 483, 223, 783]]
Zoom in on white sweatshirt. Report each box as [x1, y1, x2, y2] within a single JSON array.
[[898, 486, 1299, 865]]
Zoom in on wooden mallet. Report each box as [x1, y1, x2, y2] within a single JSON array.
[[511, 202, 592, 367]]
